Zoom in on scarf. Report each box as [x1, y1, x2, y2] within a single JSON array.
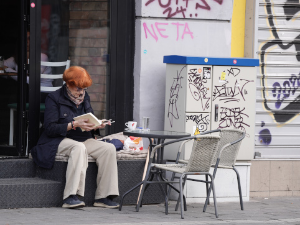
[[66, 85, 85, 106]]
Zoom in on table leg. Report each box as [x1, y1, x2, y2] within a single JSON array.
[[9, 108, 14, 146], [119, 181, 144, 211]]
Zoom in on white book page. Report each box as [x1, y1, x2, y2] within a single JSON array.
[[73, 113, 102, 131]]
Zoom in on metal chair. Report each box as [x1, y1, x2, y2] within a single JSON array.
[[40, 60, 70, 92], [203, 129, 245, 212], [134, 135, 221, 219], [170, 129, 245, 213]]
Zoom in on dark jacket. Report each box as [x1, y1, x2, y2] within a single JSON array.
[[31, 85, 95, 169]]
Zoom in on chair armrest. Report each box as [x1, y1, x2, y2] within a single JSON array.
[[150, 136, 195, 159], [149, 129, 222, 160], [195, 129, 221, 137], [216, 131, 246, 159], [231, 132, 246, 145]]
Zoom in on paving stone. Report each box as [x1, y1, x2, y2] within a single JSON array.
[[1, 197, 300, 224]]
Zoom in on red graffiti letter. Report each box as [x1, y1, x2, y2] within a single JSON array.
[[183, 0, 191, 8], [214, 0, 223, 4], [196, 0, 211, 10], [143, 22, 158, 42], [145, 0, 155, 6], [158, 0, 171, 8], [155, 22, 169, 38], [171, 22, 184, 41], [182, 23, 193, 40]]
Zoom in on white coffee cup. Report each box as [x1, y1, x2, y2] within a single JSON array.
[[125, 121, 137, 130]]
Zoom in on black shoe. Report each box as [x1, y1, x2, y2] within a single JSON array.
[[62, 195, 85, 209], [93, 197, 119, 209]]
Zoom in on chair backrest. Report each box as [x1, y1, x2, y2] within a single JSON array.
[[211, 129, 245, 168], [185, 136, 220, 173], [40, 60, 70, 92]]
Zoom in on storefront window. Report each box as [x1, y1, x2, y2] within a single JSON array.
[[40, 0, 109, 123], [0, 0, 22, 154]]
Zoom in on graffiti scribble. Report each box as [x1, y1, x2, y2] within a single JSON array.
[[186, 114, 210, 133], [260, 0, 300, 123], [188, 68, 210, 111], [272, 73, 300, 109], [168, 66, 186, 127], [213, 79, 253, 103], [218, 107, 250, 133], [227, 67, 240, 77], [144, 0, 223, 18]]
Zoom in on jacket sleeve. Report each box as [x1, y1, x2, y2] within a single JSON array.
[[43, 95, 68, 138]]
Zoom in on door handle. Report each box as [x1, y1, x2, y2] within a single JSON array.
[[215, 104, 218, 122]]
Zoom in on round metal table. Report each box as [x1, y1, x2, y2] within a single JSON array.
[[123, 130, 191, 163], [120, 130, 191, 210]]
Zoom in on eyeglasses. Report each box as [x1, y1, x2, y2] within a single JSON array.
[[76, 87, 88, 92]]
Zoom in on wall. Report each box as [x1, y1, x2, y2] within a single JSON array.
[[134, 0, 233, 131], [69, 0, 109, 119], [255, 0, 300, 158], [251, 160, 300, 197]]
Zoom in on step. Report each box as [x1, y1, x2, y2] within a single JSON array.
[[0, 159, 36, 178], [0, 177, 63, 209], [37, 160, 166, 206]]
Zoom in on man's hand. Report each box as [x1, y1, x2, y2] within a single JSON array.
[[74, 119, 95, 131], [94, 121, 111, 130]]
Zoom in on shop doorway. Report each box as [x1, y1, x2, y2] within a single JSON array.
[[27, 0, 112, 151], [0, 0, 134, 157], [0, 0, 28, 157]]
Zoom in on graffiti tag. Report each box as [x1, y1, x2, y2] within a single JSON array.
[[186, 114, 210, 133], [272, 73, 300, 109], [168, 66, 186, 127], [188, 68, 210, 111], [218, 107, 249, 133], [145, 0, 224, 18], [260, 0, 300, 123], [213, 79, 253, 103], [143, 22, 194, 42]]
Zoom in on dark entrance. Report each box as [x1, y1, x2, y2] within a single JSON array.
[[0, 0, 135, 157], [0, 0, 28, 157]]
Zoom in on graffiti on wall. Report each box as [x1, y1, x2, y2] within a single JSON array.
[[143, 22, 194, 42], [186, 114, 210, 134], [212, 67, 253, 136], [188, 68, 210, 111], [144, 0, 224, 19], [258, 0, 300, 146], [218, 107, 250, 134], [168, 66, 185, 127], [213, 79, 253, 103]]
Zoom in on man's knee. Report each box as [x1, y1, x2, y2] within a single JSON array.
[[106, 143, 116, 155], [71, 142, 86, 155]]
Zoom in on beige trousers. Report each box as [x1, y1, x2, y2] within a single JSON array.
[[57, 138, 119, 200]]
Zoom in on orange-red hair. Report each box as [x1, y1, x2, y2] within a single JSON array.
[[63, 66, 92, 88]]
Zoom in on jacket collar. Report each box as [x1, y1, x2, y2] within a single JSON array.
[[58, 84, 90, 108]]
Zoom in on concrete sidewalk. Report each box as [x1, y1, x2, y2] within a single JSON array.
[[1, 197, 300, 225]]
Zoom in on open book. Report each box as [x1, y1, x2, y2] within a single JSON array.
[[73, 113, 112, 131]]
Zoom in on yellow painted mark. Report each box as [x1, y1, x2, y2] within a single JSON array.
[[231, 0, 246, 57], [220, 71, 226, 81], [194, 127, 200, 135]]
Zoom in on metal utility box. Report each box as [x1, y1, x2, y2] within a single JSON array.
[[163, 55, 259, 161]]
